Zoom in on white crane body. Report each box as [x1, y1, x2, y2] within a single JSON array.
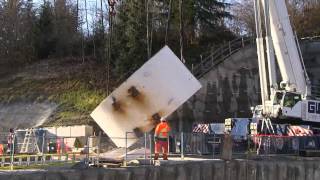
[[254, 0, 320, 124]]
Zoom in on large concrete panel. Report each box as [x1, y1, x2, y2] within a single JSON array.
[[91, 46, 201, 147]]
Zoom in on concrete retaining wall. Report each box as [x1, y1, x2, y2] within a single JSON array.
[[1, 159, 320, 180]]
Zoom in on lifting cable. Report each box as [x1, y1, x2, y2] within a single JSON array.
[[106, 0, 117, 95]]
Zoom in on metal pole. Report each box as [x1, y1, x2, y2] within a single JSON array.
[[191, 64, 194, 74], [167, 133, 170, 156], [97, 131, 101, 166], [86, 136, 89, 166], [181, 132, 184, 159], [247, 135, 250, 159], [124, 132, 127, 167], [144, 132, 147, 164], [242, 37, 244, 47], [10, 134, 15, 170], [200, 55, 203, 72], [42, 133, 45, 154], [42, 132, 45, 164], [149, 134, 152, 165], [213, 134, 215, 159]]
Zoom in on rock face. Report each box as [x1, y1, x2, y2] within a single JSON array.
[[170, 40, 320, 131], [0, 102, 57, 131]]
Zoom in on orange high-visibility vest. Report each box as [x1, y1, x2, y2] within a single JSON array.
[[0, 144, 3, 155], [155, 122, 170, 139]]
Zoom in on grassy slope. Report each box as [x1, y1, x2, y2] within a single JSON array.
[[0, 58, 112, 127]]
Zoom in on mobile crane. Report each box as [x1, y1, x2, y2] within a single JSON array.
[[253, 0, 320, 127]]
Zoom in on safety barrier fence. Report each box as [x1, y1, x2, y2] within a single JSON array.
[[1, 131, 320, 169], [0, 131, 103, 169], [249, 134, 320, 155], [0, 153, 79, 167]]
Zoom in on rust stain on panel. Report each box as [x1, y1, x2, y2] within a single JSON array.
[[111, 96, 126, 115], [126, 85, 153, 113]]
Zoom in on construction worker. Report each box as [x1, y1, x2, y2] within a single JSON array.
[[154, 117, 170, 160], [7, 128, 14, 154], [0, 142, 3, 156]]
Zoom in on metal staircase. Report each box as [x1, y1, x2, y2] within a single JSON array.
[[191, 36, 320, 99], [115, 36, 320, 98]]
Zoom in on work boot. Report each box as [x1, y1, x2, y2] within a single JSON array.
[[154, 153, 159, 160], [163, 153, 168, 160]]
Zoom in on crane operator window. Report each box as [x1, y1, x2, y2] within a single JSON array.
[[283, 93, 301, 108], [274, 92, 283, 105]]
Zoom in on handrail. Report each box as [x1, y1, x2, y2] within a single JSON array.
[[311, 84, 320, 98], [192, 37, 254, 78], [116, 36, 319, 85], [192, 35, 320, 79]]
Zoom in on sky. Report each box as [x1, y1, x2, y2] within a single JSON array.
[[32, 0, 109, 34]]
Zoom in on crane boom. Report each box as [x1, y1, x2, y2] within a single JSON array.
[[268, 0, 309, 95], [253, 0, 320, 124], [254, 0, 269, 112]]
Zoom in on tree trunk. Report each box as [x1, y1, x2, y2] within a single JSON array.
[[146, 0, 150, 58], [165, 0, 172, 44], [179, 0, 184, 64], [85, 0, 90, 37]]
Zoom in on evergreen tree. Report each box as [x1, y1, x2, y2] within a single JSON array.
[[111, 0, 234, 77], [112, 0, 148, 76], [34, 1, 55, 59]]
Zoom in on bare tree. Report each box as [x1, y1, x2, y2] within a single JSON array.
[[229, 0, 255, 36]]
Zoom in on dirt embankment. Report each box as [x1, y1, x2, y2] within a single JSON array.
[[0, 58, 112, 130]]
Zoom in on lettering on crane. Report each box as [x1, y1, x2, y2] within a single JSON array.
[[308, 101, 320, 114]]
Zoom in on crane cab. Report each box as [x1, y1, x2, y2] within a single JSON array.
[[270, 91, 302, 119], [261, 90, 320, 123]]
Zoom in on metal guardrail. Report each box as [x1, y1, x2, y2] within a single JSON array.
[[191, 35, 320, 79], [2, 131, 320, 170], [115, 35, 320, 83], [192, 37, 255, 78], [311, 83, 320, 98], [300, 36, 320, 41], [0, 153, 79, 167]]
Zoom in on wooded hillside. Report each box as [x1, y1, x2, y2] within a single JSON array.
[[0, 0, 319, 127]]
